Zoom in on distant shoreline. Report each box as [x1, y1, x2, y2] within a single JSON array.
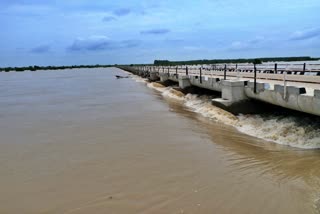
[[153, 56, 320, 66], [0, 65, 113, 72], [1, 56, 319, 72]]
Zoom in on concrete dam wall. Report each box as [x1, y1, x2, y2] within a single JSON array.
[[118, 66, 320, 117]]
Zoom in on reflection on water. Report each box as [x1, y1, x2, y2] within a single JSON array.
[[0, 68, 320, 214]]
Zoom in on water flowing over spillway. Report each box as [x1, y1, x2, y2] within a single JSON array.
[[143, 78, 320, 149]]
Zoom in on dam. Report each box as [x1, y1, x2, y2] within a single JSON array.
[[118, 63, 320, 116]]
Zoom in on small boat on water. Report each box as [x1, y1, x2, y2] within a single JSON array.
[[115, 75, 129, 79]]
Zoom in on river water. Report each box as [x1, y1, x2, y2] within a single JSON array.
[[0, 67, 320, 214]]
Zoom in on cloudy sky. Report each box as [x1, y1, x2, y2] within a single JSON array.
[[1, 0, 320, 66]]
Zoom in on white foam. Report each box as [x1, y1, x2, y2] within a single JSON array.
[[146, 82, 184, 100], [184, 94, 238, 125], [158, 86, 320, 149], [147, 82, 166, 92], [236, 115, 320, 149], [162, 89, 185, 101], [147, 82, 238, 125], [134, 74, 320, 149], [132, 75, 148, 83]]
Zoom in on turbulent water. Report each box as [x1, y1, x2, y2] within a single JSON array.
[[1, 67, 320, 214], [145, 79, 320, 149]]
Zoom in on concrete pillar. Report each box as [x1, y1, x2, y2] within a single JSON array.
[[212, 80, 253, 114], [247, 81, 269, 93], [287, 86, 306, 95], [178, 75, 192, 89], [159, 73, 169, 82], [149, 71, 159, 81], [168, 73, 178, 82], [221, 80, 247, 102], [314, 90, 320, 99]]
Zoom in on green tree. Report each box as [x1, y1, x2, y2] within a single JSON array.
[[253, 59, 262, 64]]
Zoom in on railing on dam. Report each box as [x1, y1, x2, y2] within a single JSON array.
[[130, 62, 320, 84], [119, 63, 320, 116], [135, 62, 320, 74]]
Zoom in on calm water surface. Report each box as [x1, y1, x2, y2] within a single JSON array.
[[0, 68, 320, 214]]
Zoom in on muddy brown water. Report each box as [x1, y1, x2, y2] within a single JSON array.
[[0, 68, 319, 214]]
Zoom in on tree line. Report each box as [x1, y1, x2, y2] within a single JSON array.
[[153, 56, 319, 66], [2, 56, 319, 72], [0, 64, 113, 72]]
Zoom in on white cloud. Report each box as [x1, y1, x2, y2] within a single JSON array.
[[289, 28, 320, 41], [68, 36, 112, 51], [229, 36, 265, 50], [67, 36, 140, 52]]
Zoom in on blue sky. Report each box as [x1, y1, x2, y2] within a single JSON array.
[[1, 0, 320, 66]]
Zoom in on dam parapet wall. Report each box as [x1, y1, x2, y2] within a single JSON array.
[[118, 66, 320, 116]]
